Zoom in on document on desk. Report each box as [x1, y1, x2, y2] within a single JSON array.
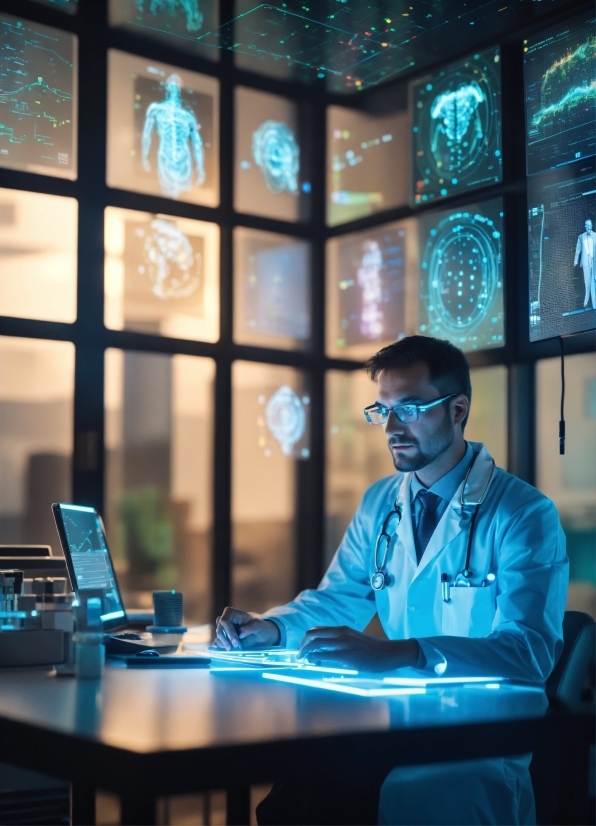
[[188, 647, 301, 668]]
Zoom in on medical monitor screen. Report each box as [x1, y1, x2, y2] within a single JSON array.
[[53, 504, 126, 628], [411, 48, 502, 206], [417, 198, 505, 352], [327, 106, 409, 226], [0, 14, 77, 179], [326, 222, 407, 359], [234, 228, 311, 350], [528, 159, 596, 342], [524, 16, 596, 176]]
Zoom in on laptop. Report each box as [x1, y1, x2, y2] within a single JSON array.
[[52, 503, 176, 655]]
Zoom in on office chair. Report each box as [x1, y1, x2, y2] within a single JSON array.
[[531, 611, 595, 826]]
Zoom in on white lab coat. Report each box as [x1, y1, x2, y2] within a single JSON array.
[[264, 443, 569, 825]]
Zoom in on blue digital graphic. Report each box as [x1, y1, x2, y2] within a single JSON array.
[[143, 219, 201, 299], [252, 120, 300, 194], [141, 73, 206, 198], [135, 0, 203, 31], [419, 200, 504, 351], [524, 18, 596, 175], [412, 48, 502, 204], [265, 385, 306, 457], [0, 15, 75, 174]]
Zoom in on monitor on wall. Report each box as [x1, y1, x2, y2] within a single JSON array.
[[411, 48, 502, 206], [528, 159, 596, 342], [524, 15, 596, 176]]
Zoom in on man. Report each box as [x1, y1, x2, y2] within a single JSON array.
[[214, 336, 568, 825], [574, 217, 596, 309]]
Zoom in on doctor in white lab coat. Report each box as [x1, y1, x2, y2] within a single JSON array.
[[214, 336, 568, 826]]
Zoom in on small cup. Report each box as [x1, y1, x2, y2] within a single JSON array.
[[151, 590, 185, 632]]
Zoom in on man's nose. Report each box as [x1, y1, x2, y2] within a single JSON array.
[[384, 410, 406, 436]]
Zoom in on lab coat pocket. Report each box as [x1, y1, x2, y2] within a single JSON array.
[[442, 585, 495, 637]]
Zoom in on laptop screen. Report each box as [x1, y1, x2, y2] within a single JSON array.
[[53, 503, 126, 630]]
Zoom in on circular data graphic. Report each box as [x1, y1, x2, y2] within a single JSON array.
[[252, 120, 300, 194], [265, 385, 306, 456], [422, 211, 501, 335], [143, 219, 201, 299], [413, 51, 501, 202]]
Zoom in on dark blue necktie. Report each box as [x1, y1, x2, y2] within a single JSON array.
[[415, 489, 441, 564]]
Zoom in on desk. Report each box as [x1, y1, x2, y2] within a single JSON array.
[[0, 666, 591, 825]]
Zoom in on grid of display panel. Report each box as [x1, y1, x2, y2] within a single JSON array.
[[0, 1, 593, 627]]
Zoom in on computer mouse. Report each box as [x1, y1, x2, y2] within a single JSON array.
[[137, 649, 160, 657]]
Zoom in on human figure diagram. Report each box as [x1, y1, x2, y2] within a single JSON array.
[[142, 73, 205, 199], [574, 218, 596, 309], [358, 240, 384, 341]]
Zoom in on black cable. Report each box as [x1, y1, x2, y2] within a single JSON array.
[[559, 336, 565, 456]]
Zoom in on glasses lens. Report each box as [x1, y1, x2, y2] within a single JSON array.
[[397, 404, 418, 423], [366, 406, 387, 424]]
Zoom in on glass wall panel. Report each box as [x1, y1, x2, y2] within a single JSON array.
[[105, 349, 214, 623], [0, 189, 77, 323], [0, 14, 77, 179], [235, 87, 310, 222], [234, 228, 311, 351], [537, 354, 596, 618], [325, 368, 394, 568], [466, 366, 507, 469], [327, 105, 409, 226], [232, 362, 310, 613], [105, 207, 219, 341], [0, 337, 74, 548], [109, 0, 218, 60], [326, 220, 415, 360], [107, 50, 219, 207]]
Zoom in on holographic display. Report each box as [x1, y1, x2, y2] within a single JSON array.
[[412, 48, 502, 205], [0, 15, 77, 178], [418, 199, 504, 352], [528, 159, 596, 342], [330, 224, 406, 355], [242, 238, 310, 341], [252, 120, 299, 194], [258, 386, 310, 459], [109, 0, 217, 59], [327, 106, 407, 226], [134, 218, 202, 300], [524, 17, 596, 176], [139, 73, 207, 199], [199, 1, 522, 93]]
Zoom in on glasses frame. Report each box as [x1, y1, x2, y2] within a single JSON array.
[[363, 393, 458, 425]]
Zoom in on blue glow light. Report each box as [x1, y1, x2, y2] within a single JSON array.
[[252, 120, 300, 195], [263, 673, 427, 696]]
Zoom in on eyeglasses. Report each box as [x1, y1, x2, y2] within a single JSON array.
[[363, 394, 458, 425]]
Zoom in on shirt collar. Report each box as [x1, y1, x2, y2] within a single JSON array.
[[410, 441, 474, 503]]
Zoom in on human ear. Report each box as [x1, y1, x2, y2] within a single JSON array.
[[451, 394, 469, 427]]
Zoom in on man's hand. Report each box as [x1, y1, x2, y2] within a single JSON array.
[[297, 626, 419, 672], [213, 607, 280, 651]]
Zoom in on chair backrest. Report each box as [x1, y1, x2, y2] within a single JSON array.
[[546, 611, 595, 708]]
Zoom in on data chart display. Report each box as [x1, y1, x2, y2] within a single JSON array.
[[105, 207, 219, 342], [327, 105, 408, 227], [235, 87, 310, 222], [528, 159, 596, 342], [524, 16, 596, 176], [234, 228, 311, 351], [0, 14, 77, 179], [109, 0, 218, 60], [326, 222, 408, 360], [107, 50, 219, 207], [411, 48, 502, 205], [418, 199, 505, 352]]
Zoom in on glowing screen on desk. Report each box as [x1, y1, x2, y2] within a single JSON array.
[[411, 48, 502, 206], [109, 0, 218, 60], [234, 228, 311, 350], [528, 159, 596, 342], [107, 50, 219, 207], [417, 198, 504, 352], [235, 87, 310, 223], [0, 14, 77, 179], [524, 16, 596, 176], [326, 222, 407, 360], [327, 105, 408, 227]]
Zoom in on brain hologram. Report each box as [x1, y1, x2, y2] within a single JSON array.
[[252, 120, 300, 194], [143, 219, 201, 299]]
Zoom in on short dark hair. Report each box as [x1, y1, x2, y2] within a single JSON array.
[[365, 336, 472, 430]]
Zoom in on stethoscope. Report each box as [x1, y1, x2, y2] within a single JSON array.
[[370, 452, 496, 591]]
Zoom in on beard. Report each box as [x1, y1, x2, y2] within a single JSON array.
[[388, 418, 455, 473]]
